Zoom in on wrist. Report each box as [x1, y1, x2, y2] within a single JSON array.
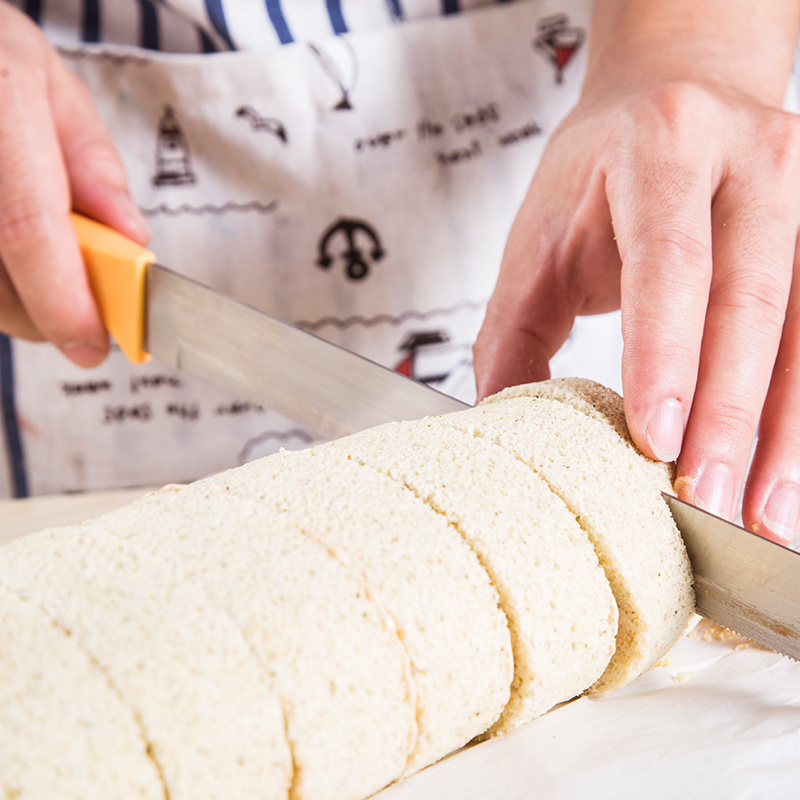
[[582, 0, 800, 108]]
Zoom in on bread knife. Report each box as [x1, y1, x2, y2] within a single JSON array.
[[72, 213, 465, 439], [73, 213, 800, 662]]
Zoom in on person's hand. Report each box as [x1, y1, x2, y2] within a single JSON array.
[[474, 0, 800, 545], [0, 1, 148, 366]]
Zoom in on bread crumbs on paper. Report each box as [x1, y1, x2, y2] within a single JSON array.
[[689, 619, 769, 651]]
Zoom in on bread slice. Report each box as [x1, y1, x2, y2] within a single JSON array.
[[193, 447, 513, 770], [319, 419, 618, 735], [438, 396, 695, 693], [483, 378, 675, 490], [103, 490, 418, 800], [0, 583, 164, 800], [0, 519, 293, 800]]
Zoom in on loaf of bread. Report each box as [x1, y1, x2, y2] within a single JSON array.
[[0, 583, 163, 800], [193, 447, 514, 771], [0, 379, 695, 800]]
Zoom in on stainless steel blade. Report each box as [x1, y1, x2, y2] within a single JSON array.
[[664, 493, 800, 660], [144, 264, 469, 438]]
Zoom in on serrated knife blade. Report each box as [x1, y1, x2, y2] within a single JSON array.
[[664, 494, 800, 661], [145, 263, 468, 439]]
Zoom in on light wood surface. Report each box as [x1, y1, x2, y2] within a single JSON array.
[[0, 487, 157, 546]]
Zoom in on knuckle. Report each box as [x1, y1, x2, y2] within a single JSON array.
[[651, 228, 710, 271], [0, 204, 55, 252], [626, 226, 711, 283], [622, 311, 697, 372], [623, 81, 713, 150], [715, 270, 788, 333], [709, 398, 761, 444], [653, 338, 697, 370], [756, 111, 800, 175], [768, 426, 800, 459], [643, 81, 710, 127], [79, 145, 128, 190]]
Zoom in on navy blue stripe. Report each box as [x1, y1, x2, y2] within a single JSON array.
[[441, 0, 458, 14], [385, 0, 403, 20], [24, 0, 42, 24], [82, 0, 101, 42], [198, 27, 218, 52], [326, 0, 347, 34], [0, 335, 28, 499], [139, 0, 160, 49], [203, 0, 235, 49], [264, 0, 293, 44]]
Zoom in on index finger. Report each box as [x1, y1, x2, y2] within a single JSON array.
[[606, 95, 715, 468], [0, 56, 108, 366]]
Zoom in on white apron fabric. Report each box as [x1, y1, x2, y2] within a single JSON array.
[[0, 0, 625, 498]]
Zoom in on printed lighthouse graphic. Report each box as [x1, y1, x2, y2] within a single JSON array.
[[533, 14, 584, 84], [153, 106, 195, 186]]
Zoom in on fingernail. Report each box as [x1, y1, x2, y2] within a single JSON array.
[[761, 483, 800, 545], [645, 398, 684, 462], [694, 463, 736, 519], [62, 341, 107, 368]]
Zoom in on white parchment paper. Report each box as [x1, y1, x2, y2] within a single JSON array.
[[377, 622, 800, 799]]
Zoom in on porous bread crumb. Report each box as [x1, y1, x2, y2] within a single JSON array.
[[481, 378, 675, 491], [0, 520, 293, 800], [319, 418, 617, 738], [0, 584, 164, 800], [100, 493, 418, 800], [192, 447, 511, 773], [439, 396, 695, 694]]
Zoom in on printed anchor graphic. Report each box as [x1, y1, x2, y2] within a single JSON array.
[[533, 13, 585, 84], [317, 218, 385, 280]]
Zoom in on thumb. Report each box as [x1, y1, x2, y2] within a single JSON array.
[[473, 302, 565, 400], [473, 125, 624, 401], [473, 214, 578, 400]]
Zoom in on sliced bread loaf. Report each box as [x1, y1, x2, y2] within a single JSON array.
[[320, 418, 618, 735], [0, 519, 293, 800], [438, 395, 695, 694], [0, 583, 165, 800], [104, 490, 418, 800], [193, 447, 513, 771]]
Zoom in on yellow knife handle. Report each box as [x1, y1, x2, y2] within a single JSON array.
[[70, 212, 155, 364]]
